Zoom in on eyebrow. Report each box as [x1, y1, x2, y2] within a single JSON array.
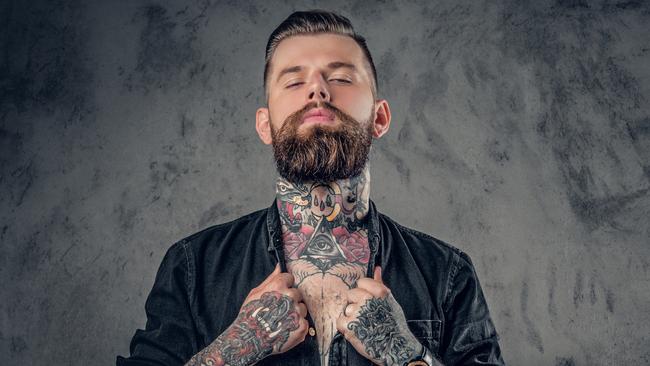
[[275, 61, 357, 83]]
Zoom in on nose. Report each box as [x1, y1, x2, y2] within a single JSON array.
[[307, 76, 331, 103]]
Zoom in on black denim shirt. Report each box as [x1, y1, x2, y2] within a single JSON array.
[[117, 200, 504, 365]]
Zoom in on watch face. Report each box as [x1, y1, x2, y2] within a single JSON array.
[[407, 361, 429, 366]]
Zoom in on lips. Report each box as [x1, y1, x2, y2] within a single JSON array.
[[301, 108, 336, 124]]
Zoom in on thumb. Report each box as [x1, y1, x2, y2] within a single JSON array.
[[373, 266, 383, 283]]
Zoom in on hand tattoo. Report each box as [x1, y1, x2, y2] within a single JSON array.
[[347, 297, 420, 366], [186, 292, 300, 366]]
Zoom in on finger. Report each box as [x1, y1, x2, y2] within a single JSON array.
[[291, 318, 309, 344], [268, 263, 281, 278], [273, 272, 295, 289], [283, 287, 303, 303], [373, 266, 382, 283], [297, 318, 309, 340], [336, 312, 349, 335], [265, 272, 294, 291], [346, 288, 372, 304], [342, 302, 359, 318], [355, 278, 389, 298], [279, 318, 309, 353], [296, 302, 308, 318]]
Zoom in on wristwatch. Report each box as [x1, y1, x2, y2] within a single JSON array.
[[403, 345, 435, 366]]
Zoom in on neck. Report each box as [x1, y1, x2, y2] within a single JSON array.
[[275, 167, 371, 262], [275, 167, 371, 226]]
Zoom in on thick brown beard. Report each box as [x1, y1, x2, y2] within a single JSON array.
[[270, 101, 374, 183]]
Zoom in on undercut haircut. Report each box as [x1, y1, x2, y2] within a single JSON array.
[[263, 10, 378, 101]]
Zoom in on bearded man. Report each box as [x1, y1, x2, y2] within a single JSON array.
[[118, 10, 504, 366]]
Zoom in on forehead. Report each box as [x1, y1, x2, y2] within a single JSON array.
[[270, 33, 368, 77]]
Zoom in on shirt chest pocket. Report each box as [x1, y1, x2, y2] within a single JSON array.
[[407, 319, 442, 355]]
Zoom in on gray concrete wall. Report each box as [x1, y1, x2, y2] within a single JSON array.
[[1, 0, 649, 365]]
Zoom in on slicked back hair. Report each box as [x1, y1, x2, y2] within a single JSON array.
[[263, 10, 378, 101]]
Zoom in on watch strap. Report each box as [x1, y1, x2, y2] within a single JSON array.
[[404, 345, 434, 366]]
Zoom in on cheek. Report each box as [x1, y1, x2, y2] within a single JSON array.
[[269, 109, 288, 131], [337, 90, 374, 122], [270, 99, 301, 129]]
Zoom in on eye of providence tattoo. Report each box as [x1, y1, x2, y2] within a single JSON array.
[[186, 292, 300, 366], [347, 297, 419, 366]]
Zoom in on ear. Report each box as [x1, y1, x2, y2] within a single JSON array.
[[372, 99, 391, 138], [256, 107, 273, 145]]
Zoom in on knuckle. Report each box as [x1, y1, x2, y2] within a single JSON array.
[[287, 289, 301, 302], [296, 321, 308, 335], [268, 280, 285, 291], [356, 278, 370, 287], [281, 273, 295, 283], [348, 288, 365, 300], [359, 292, 372, 302], [298, 303, 307, 316]]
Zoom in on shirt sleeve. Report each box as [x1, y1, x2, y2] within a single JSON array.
[[116, 241, 199, 366], [439, 251, 505, 365]]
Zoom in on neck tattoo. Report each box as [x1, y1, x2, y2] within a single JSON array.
[[275, 168, 371, 364], [275, 167, 371, 279]]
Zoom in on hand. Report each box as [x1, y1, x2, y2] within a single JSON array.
[[186, 264, 309, 366], [336, 266, 423, 366]]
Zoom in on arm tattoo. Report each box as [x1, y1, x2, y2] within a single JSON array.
[[347, 297, 420, 366], [185, 292, 300, 366]]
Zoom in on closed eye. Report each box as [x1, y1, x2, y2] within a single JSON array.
[[286, 79, 350, 88]]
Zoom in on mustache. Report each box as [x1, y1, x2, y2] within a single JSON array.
[[285, 101, 358, 128]]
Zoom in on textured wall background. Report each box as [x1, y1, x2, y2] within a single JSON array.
[[1, 0, 649, 365]]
